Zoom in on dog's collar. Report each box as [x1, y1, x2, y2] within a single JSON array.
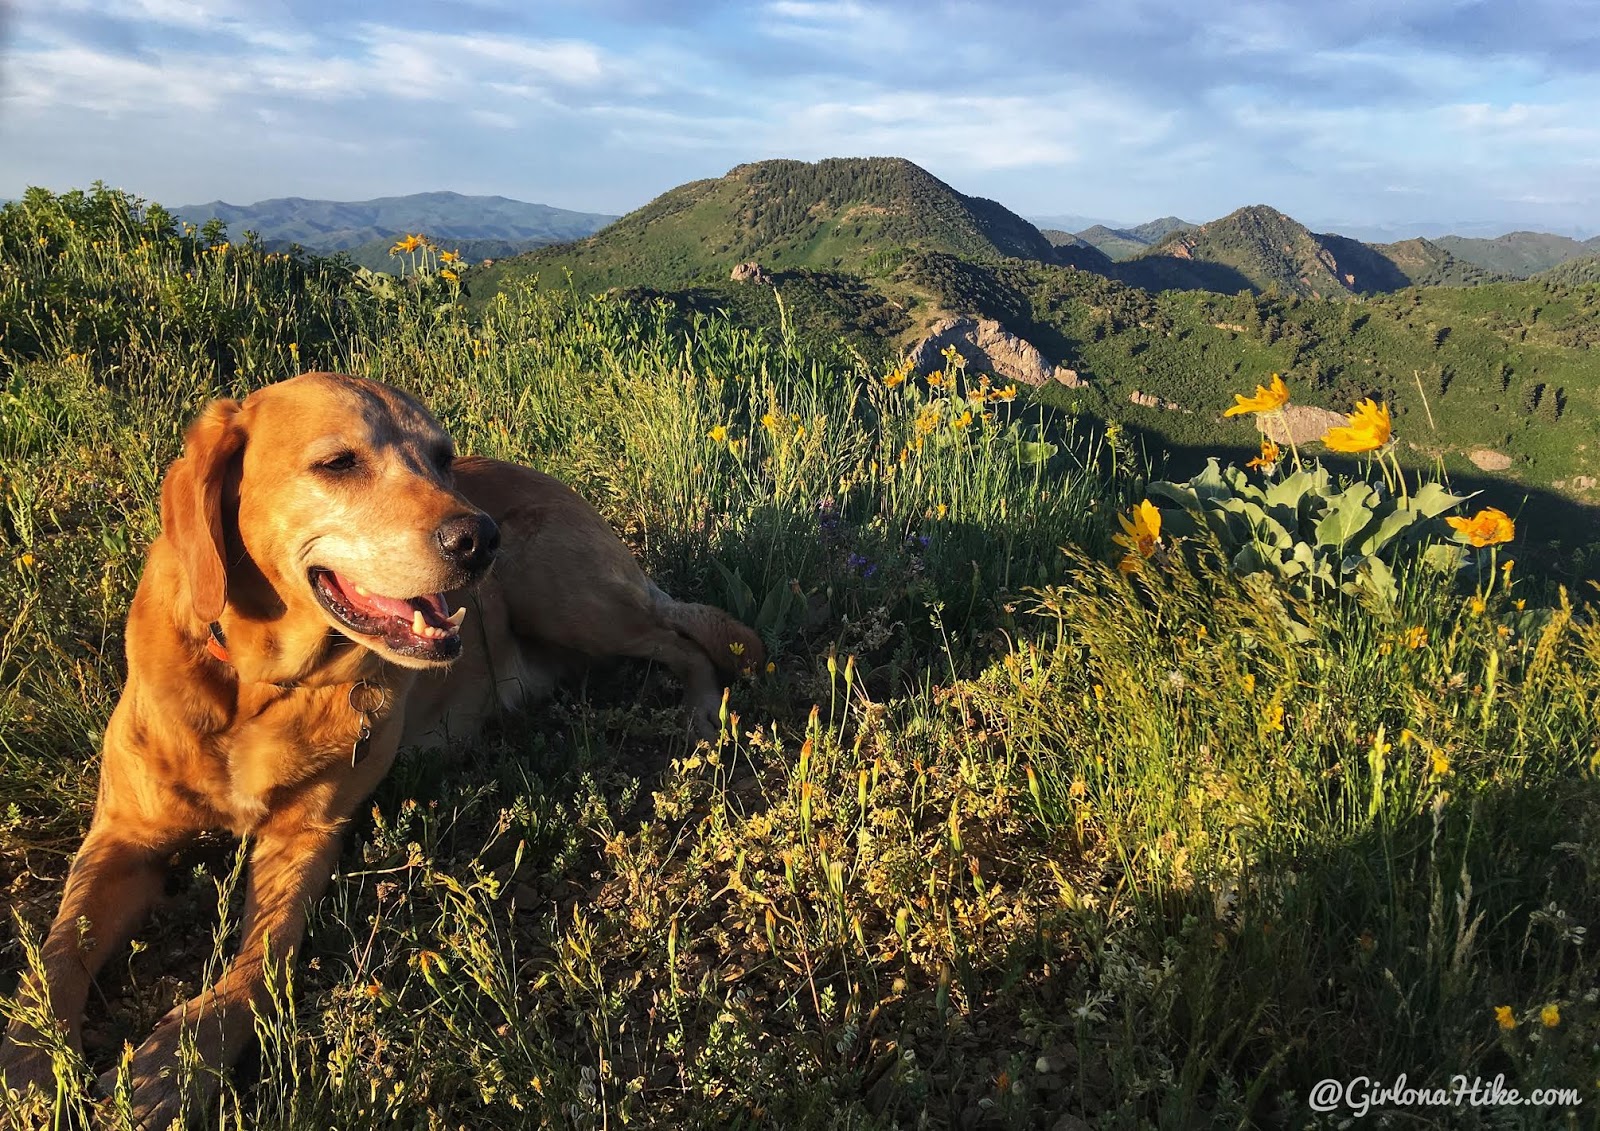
[[206, 621, 231, 664], [205, 620, 302, 691]]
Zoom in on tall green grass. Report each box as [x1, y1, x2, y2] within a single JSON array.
[[2, 187, 1597, 1129]]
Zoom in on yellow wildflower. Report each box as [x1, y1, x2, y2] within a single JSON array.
[[708, 425, 728, 443], [440, 268, 458, 282], [1246, 438, 1281, 471], [761, 412, 780, 432], [914, 406, 941, 436], [1541, 1004, 1560, 1028], [765, 661, 776, 674], [1494, 1005, 1517, 1031], [1321, 399, 1392, 452], [1223, 373, 1289, 417], [439, 249, 461, 264], [1446, 508, 1514, 548], [1404, 626, 1428, 649], [19, 552, 36, 569], [1112, 500, 1161, 572], [728, 642, 745, 656], [886, 369, 907, 388], [1431, 751, 1451, 777], [1470, 596, 1486, 615], [992, 384, 1017, 402], [391, 234, 426, 255], [951, 410, 973, 430]]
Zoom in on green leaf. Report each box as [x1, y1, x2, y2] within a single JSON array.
[[1315, 483, 1376, 551], [1017, 440, 1057, 465], [1408, 481, 1475, 519], [1359, 507, 1419, 557]]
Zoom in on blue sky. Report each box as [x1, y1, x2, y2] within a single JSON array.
[[3, 0, 1598, 236]]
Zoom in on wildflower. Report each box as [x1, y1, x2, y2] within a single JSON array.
[[926, 370, 944, 387], [1470, 596, 1486, 615], [1431, 751, 1451, 777], [1241, 673, 1255, 696], [1246, 438, 1281, 471], [439, 249, 461, 264], [951, 410, 973, 430], [729, 642, 745, 657], [1446, 507, 1514, 548], [391, 234, 426, 255], [1321, 399, 1392, 452], [708, 425, 728, 443], [765, 661, 776, 674], [992, 384, 1017, 402], [1541, 1004, 1560, 1028], [885, 368, 907, 388], [761, 412, 780, 433], [1112, 500, 1161, 572], [19, 552, 36, 569], [1222, 373, 1289, 417], [1404, 626, 1428, 649], [1494, 1005, 1517, 1031], [914, 406, 941, 436], [1264, 703, 1285, 733], [935, 503, 948, 519], [440, 268, 459, 282]]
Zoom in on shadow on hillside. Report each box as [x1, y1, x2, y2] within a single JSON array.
[[1112, 423, 1600, 585], [1113, 257, 1257, 295]]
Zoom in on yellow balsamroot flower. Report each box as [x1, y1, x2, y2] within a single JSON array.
[[1321, 399, 1391, 452], [391, 233, 426, 255], [1223, 373, 1289, 417], [439, 249, 461, 264], [1431, 751, 1451, 777], [761, 412, 780, 433], [708, 425, 728, 443], [885, 368, 907, 388], [1404, 625, 1428, 649], [926, 371, 945, 387], [1246, 438, 1281, 470], [992, 384, 1017, 402], [951, 409, 973, 430], [1112, 500, 1161, 572], [1541, 1004, 1560, 1028], [440, 268, 458, 282], [1446, 507, 1514, 548], [1494, 1005, 1517, 1031]]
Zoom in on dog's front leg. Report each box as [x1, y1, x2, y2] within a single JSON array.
[[107, 799, 346, 1128], [1, 819, 175, 1099]]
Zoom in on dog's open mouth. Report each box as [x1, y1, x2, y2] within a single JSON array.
[[309, 568, 466, 661]]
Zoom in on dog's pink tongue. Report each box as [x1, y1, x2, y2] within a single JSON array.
[[332, 572, 449, 625]]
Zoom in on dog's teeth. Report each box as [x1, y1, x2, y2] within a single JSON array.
[[412, 609, 425, 636], [447, 606, 468, 627]]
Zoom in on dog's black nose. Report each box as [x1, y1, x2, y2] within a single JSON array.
[[436, 513, 499, 573]]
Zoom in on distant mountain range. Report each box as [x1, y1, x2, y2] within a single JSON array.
[[471, 156, 1600, 515], [172, 191, 616, 266]]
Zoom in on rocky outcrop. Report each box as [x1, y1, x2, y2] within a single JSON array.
[[907, 317, 1086, 388], [1259, 405, 1349, 446], [730, 261, 771, 284], [1130, 390, 1186, 412], [1467, 449, 1512, 471]]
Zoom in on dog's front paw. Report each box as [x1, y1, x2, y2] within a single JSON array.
[[96, 1014, 216, 1131], [0, 1032, 58, 1096]]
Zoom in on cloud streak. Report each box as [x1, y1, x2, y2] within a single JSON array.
[[2, 0, 1596, 233]]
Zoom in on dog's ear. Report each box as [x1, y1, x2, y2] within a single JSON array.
[[160, 399, 245, 624]]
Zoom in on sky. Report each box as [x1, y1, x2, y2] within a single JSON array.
[[2, 0, 1598, 237]]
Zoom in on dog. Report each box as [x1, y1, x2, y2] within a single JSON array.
[[0, 371, 762, 1125]]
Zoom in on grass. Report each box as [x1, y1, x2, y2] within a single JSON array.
[[2, 186, 1599, 1129]]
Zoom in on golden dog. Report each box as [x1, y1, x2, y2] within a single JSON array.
[[0, 372, 761, 1125]]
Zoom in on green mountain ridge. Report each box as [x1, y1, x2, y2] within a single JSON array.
[[173, 190, 615, 251], [483, 157, 1070, 296], [1436, 231, 1600, 278], [468, 162, 1599, 516], [1118, 205, 1496, 297]]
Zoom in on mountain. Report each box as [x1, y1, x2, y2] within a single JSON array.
[[484, 157, 1065, 294], [1435, 232, 1600, 278], [172, 191, 615, 251], [1539, 254, 1600, 286], [1029, 212, 1126, 233], [1071, 217, 1198, 262], [1116, 205, 1496, 298]]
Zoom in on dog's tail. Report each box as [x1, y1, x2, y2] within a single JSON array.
[[651, 581, 765, 678]]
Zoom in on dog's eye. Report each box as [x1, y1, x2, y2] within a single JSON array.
[[317, 451, 359, 473]]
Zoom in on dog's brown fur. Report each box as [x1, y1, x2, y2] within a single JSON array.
[[0, 372, 761, 1124]]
